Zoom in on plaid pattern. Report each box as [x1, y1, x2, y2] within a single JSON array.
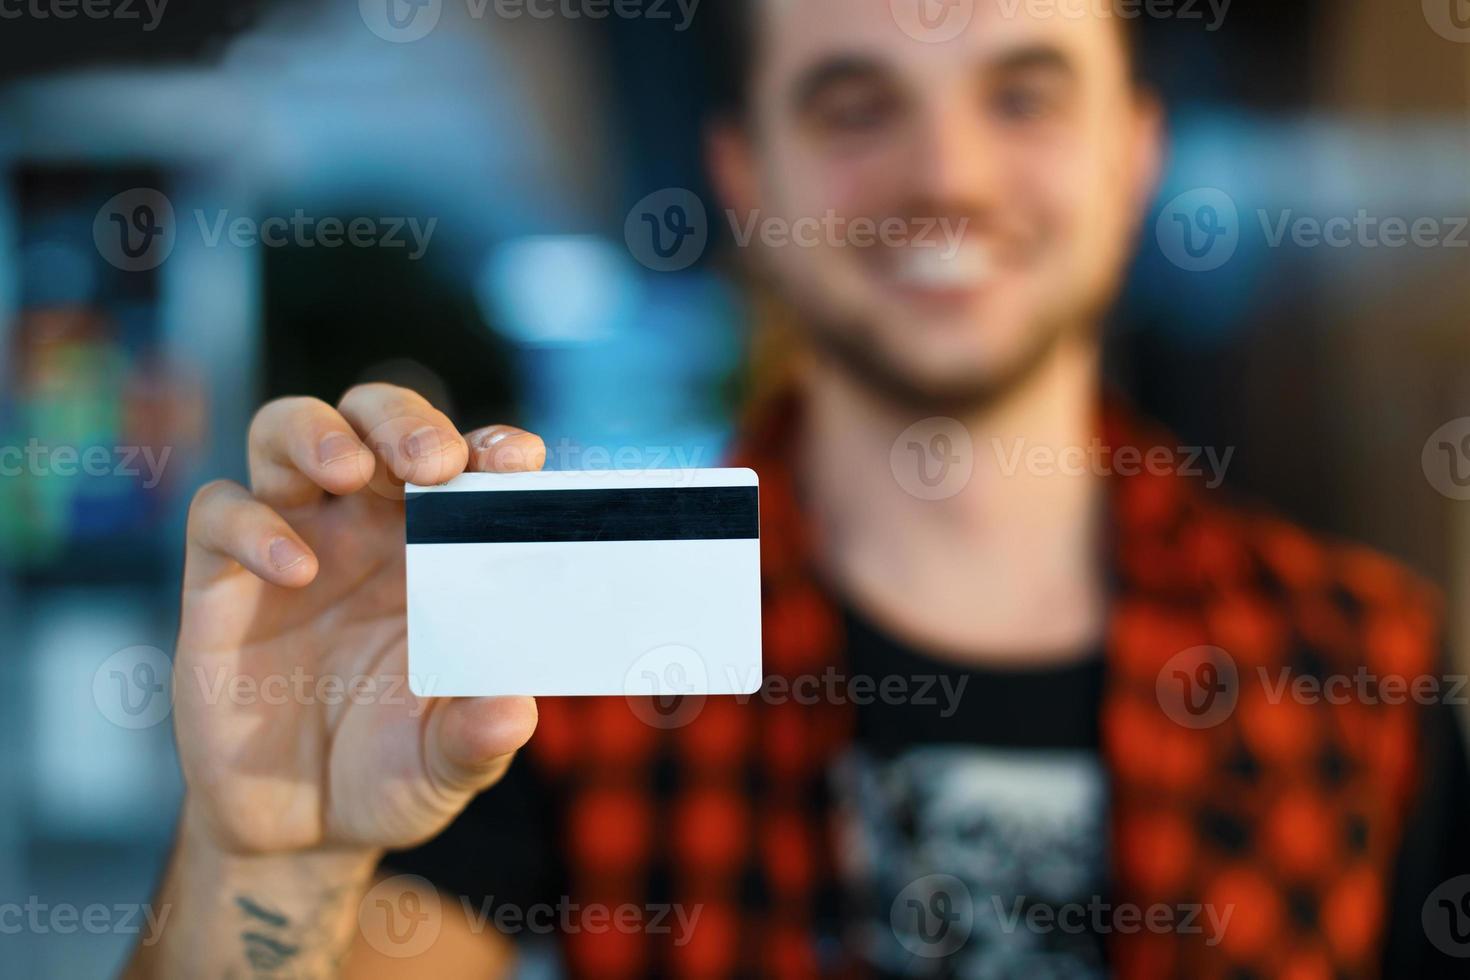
[[529, 395, 1441, 979]]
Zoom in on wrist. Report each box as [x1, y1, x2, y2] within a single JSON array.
[[179, 796, 384, 874], [138, 801, 383, 979]]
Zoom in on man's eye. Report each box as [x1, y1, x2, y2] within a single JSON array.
[[992, 83, 1059, 122], [810, 90, 899, 135]]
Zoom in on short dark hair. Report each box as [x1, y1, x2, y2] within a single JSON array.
[[697, 2, 1146, 120]]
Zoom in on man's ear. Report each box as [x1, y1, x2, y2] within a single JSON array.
[[1127, 88, 1167, 222], [705, 118, 760, 220]]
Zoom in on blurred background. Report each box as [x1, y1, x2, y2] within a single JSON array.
[[0, 0, 1466, 975]]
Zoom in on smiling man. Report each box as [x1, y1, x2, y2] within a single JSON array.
[[128, 2, 1467, 978]]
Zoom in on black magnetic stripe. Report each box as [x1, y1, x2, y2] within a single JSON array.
[[405, 485, 759, 544]]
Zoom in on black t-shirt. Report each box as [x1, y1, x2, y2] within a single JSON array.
[[834, 606, 1110, 977], [387, 606, 1470, 978]]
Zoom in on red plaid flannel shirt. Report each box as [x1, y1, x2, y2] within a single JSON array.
[[529, 394, 1442, 979]]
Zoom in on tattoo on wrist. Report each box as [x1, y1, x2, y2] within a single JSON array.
[[237, 896, 300, 973]]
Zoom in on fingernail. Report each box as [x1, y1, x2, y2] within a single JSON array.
[[269, 537, 309, 572], [318, 432, 361, 465], [477, 429, 513, 451], [403, 426, 451, 460]]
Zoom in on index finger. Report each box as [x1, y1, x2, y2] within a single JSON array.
[[338, 383, 470, 489]]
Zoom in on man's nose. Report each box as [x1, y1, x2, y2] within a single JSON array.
[[907, 96, 1003, 213]]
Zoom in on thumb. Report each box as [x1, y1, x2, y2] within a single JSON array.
[[423, 696, 539, 797]]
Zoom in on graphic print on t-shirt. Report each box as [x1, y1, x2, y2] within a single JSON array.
[[834, 745, 1108, 978]]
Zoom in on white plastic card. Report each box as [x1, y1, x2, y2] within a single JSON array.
[[405, 468, 762, 698]]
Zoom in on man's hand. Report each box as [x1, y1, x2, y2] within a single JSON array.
[[129, 384, 546, 978]]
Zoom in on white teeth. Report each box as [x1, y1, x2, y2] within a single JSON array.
[[891, 242, 992, 289]]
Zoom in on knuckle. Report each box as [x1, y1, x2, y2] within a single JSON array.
[[338, 382, 378, 407], [285, 395, 334, 417], [343, 381, 407, 410], [188, 479, 239, 526], [248, 397, 330, 449], [246, 404, 277, 442], [343, 383, 431, 424]]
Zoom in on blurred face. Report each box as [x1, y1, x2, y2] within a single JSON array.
[[712, 0, 1161, 409]]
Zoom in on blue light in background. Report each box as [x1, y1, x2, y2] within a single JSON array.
[[480, 235, 642, 346]]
